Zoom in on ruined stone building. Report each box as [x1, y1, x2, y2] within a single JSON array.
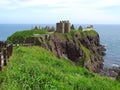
[[56, 20, 71, 33], [82, 25, 94, 31]]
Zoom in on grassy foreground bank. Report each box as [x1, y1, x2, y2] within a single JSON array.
[[0, 46, 120, 90]]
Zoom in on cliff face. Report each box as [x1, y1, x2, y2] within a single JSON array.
[[39, 30, 105, 72], [7, 30, 105, 72]]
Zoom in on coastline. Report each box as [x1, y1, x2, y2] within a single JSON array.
[[0, 24, 119, 78]]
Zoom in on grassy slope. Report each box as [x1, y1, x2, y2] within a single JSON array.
[[0, 46, 120, 90], [7, 30, 48, 43]]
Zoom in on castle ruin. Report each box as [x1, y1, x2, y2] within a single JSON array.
[[82, 25, 94, 31], [56, 20, 71, 33]]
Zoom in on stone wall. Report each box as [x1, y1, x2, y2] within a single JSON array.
[[56, 20, 71, 33], [82, 27, 94, 31], [82, 25, 94, 31]]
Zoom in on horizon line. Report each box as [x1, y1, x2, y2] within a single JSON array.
[[0, 23, 120, 25]]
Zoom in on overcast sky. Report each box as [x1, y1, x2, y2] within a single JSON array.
[[0, 0, 120, 24]]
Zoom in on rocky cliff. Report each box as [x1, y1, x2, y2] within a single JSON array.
[[38, 30, 105, 72], [7, 30, 105, 72]]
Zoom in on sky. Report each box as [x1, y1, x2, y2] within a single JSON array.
[[0, 0, 120, 24]]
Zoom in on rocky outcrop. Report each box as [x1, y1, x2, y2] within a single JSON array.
[[7, 29, 105, 72], [99, 66, 120, 79], [38, 31, 105, 72], [116, 71, 120, 81]]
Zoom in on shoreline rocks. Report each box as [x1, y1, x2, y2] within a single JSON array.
[[99, 66, 120, 79]]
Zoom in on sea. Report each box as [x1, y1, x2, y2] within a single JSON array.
[[0, 24, 120, 68]]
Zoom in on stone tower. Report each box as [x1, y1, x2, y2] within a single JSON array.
[[56, 20, 71, 33]]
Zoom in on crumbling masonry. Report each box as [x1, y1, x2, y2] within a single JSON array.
[[56, 20, 71, 33]]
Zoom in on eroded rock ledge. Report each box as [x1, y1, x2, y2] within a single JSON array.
[[38, 30, 106, 72]]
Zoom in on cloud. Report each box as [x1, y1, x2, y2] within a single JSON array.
[[0, 0, 120, 24], [1, 0, 120, 10], [96, 0, 120, 8], [0, 0, 62, 9]]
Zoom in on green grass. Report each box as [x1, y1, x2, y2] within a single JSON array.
[[7, 30, 48, 43], [80, 44, 92, 61], [70, 30, 97, 36], [82, 30, 98, 36], [0, 46, 120, 90], [7, 29, 98, 44]]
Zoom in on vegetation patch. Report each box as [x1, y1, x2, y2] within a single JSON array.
[[82, 30, 98, 36], [80, 44, 92, 61], [0, 46, 120, 90], [7, 29, 97, 44], [7, 30, 48, 44]]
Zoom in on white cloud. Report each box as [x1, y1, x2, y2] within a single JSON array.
[[0, 0, 120, 24], [0, 0, 61, 9], [0, 0, 120, 10], [96, 0, 120, 8]]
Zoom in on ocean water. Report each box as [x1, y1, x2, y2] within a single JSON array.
[[94, 25, 120, 68], [0, 24, 120, 67], [0, 24, 55, 41]]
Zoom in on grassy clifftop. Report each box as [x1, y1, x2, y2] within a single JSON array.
[[0, 46, 120, 90], [7, 29, 97, 44], [7, 30, 48, 43]]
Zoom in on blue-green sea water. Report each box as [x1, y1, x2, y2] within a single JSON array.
[[0, 24, 120, 67]]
